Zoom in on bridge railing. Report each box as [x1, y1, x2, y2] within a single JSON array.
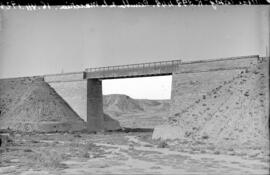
[[85, 60, 182, 73]]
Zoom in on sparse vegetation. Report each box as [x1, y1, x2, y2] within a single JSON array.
[[27, 149, 65, 169], [202, 135, 209, 140], [157, 140, 169, 148], [214, 150, 220, 155]]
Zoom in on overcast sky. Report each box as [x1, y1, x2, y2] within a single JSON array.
[[0, 6, 269, 99]]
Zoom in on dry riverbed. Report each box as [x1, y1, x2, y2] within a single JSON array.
[[0, 131, 269, 175]]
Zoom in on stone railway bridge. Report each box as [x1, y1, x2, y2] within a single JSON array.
[[44, 55, 260, 131]]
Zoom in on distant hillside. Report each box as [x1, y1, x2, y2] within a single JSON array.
[[103, 94, 144, 115], [103, 94, 170, 128], [103, 94, 170, 116]]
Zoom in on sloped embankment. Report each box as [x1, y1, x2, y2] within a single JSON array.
[[153, 58, 269, 148], [0, 77, 86, 132]]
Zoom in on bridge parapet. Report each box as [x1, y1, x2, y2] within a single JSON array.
[[44, 72, 85, 83], [85, 60, 182, 79]]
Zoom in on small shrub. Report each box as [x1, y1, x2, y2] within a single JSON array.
[[28, 150, 64, 169], [195, 140, 204, 145], [99, 164, 109, 168], [192, 127, 198, 131], [80, 150, 90, 158], [0, 134, 13, 147], [85, 142, 97, 151], [128, 144, 135, 150], [214, 150, 220, 154], [150, 166, 161, 169], [227, 150, 235, 155], [171, 119, 177, 122], [31, 140, 39, 144], [200, 150, 206, 154], [157, 141, 169, 148], [207, 145, 216, 150], [202, 135, 209, 140], [144, 144, 153, 147], [228, 148, 234, 152], [24, 149, 33, 152], [74, 134, 81, 138], [185, 132, 192, 137]]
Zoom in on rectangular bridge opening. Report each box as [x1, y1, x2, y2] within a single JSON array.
[[102, 75, 172, 130]]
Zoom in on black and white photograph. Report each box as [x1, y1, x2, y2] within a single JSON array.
[[0, 5, 269, 175]]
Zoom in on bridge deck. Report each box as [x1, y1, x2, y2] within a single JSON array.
[[85, 60, 182, 79]]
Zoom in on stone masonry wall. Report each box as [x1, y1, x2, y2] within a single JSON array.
[[48, 80, 87, 121], [44, 72, 87, 121]]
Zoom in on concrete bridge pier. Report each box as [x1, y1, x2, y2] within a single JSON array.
[[87, 79, 104, 132]]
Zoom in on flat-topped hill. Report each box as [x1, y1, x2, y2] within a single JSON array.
[[103, 94, 170, 128], [103, 94, 170, 115]]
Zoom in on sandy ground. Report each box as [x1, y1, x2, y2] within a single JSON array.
[[0, 132, 269, 175], [111, 111, 168, 129]]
